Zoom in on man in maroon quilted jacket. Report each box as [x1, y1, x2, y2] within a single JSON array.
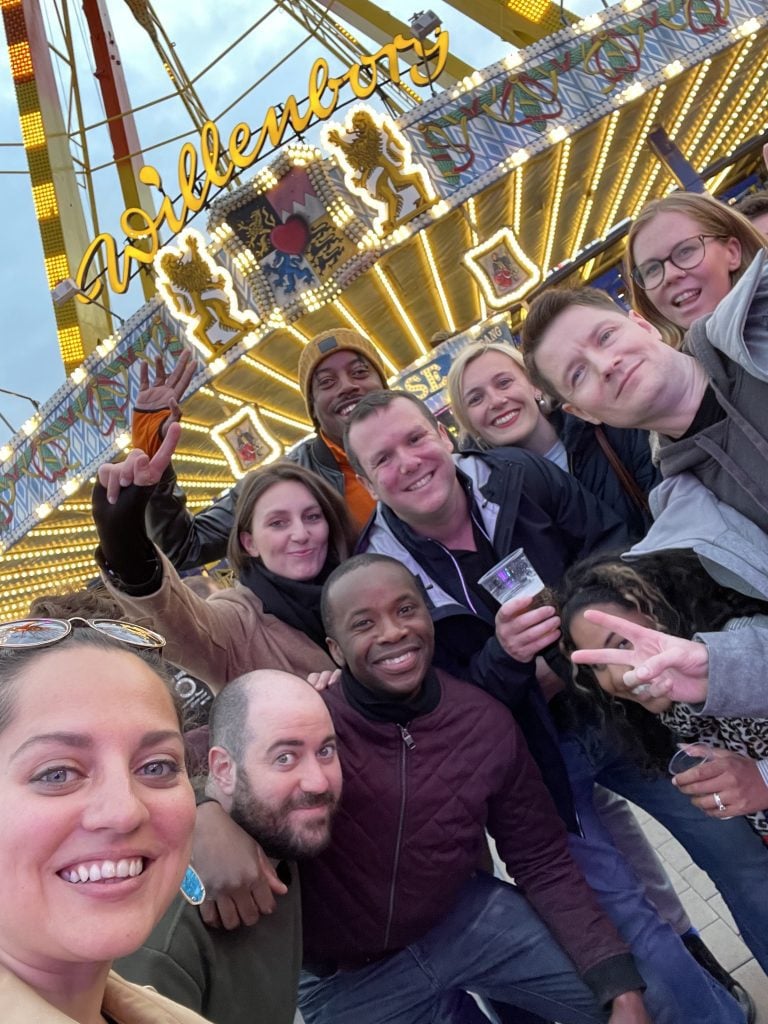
[[297, 554, 650, 1024]]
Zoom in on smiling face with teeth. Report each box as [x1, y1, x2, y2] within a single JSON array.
[[458, 349, 555, 454], [0, 644, 195, 976], [310, 349, 385, 445], [630, 211, 742, 332], [347, 396, 465, 536], [326, 560, 434, 698]]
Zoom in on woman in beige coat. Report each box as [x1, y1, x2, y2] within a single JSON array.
[[0, 617, 210, 1024], [93, 429, 357, 692]]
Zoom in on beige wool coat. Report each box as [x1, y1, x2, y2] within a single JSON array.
[[103, 551, 336, 692], [0, 965, 210, 1024]]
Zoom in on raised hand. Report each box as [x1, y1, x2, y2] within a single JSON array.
[[98, 421, 182, 504], [135, 349, 197, 429], [570, 609, 710, 705]]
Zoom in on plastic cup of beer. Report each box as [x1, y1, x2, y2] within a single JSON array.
[[478, 548, 544, 605]]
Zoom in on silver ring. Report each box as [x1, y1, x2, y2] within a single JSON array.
[[713, 792, 726, 813]]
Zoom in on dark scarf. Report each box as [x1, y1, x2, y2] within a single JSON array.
[[340, 665, 441, 726], [238, 558, 331, 650]]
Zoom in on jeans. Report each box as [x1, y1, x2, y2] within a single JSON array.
[[299, 873, 608, 1024], [559, 737, 743, 1024], [571, 725, 768, 972], [592, 785, 691, 934]]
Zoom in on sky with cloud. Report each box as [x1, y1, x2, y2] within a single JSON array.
[[0, 0, 601, 438]]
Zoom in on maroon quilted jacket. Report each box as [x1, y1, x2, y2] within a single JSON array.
[[300, 671, 637, 1005]]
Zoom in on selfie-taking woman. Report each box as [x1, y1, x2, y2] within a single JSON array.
[[0, 616, 207, 1024]]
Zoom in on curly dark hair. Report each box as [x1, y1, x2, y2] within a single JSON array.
[[554, 548, 768, 772]]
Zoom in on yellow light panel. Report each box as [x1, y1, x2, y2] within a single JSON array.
[[44, 253, 69, 288], [31, 181, 58, 220], [509, 0, 550, 20], [19, 109, 45, 148], [56, 325, 84, 365], [7, 40, 32, 79]]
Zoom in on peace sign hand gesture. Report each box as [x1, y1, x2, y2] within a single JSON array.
[[570, 609, 710, 706]]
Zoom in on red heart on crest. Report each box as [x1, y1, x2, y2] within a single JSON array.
[[270, 214, 310, 255]]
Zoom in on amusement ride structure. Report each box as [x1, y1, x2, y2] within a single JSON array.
[[0, 0, 766, 619]]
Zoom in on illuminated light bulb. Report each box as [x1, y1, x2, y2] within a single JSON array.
[[0, 445, 11, 462], [35, 503, 52, 520], [21, 417, 38, 436], [62, 478, 81, 496], [114, 431, 131, 449], [622, 0, 643, 9], [663, 61, 684, 79], [548, 125, 569, 144], [578, 13, 603, 32], [733, 18, 759, 38], [616, 82, 646, 105], [209, 357, 227, 375], [70, 366, 87, 384], [503, 52, 523, 70]]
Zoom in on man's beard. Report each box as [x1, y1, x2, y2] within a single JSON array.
[[229, 765, 338, 860]]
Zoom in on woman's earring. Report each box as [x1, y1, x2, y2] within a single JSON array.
[[180, 865, 206, 906]]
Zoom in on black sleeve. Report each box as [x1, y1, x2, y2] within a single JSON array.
[[92, 481, 163, 594], [144, 464, 241, 571]]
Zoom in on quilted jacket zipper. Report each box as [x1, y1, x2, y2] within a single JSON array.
[[383, 724, 415, 948]]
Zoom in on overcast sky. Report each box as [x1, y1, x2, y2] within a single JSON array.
[[0, 0, 600, 439]]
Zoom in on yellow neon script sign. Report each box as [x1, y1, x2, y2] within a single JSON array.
[[75, 32, 449, 302]]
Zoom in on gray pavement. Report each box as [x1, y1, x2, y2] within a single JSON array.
[[631, 801, 768, 1021]]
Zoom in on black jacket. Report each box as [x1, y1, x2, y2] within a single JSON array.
[[144, 435, 343, 572], [359, 448, 632, 832], [461, 410, 659, 541], [555, 412, 659, 540]]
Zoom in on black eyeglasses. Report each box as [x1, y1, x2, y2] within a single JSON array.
[[631, 234, 728, 291], [0, 617, 166, 651]]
